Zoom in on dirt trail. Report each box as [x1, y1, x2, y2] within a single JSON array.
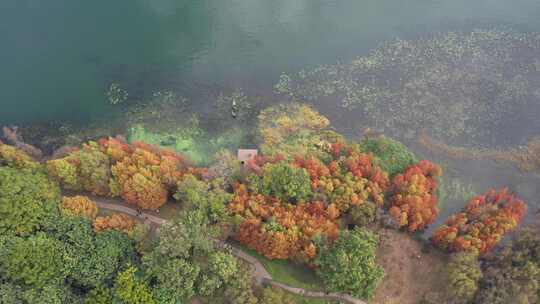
[[91, 198, 366, 304]]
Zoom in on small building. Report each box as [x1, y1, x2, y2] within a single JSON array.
[[237, 149, 258, 166]]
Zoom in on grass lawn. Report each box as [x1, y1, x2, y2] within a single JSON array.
[[232, 241, 324, 291]]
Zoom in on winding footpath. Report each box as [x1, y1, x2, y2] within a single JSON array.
[[92, 199, 367, 304]]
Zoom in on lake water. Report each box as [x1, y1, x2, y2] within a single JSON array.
[[1, 0, 540, 231], [2, 0, 540, 125]]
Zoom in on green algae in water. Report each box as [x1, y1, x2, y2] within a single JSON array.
[[128, 124, 246, 165]]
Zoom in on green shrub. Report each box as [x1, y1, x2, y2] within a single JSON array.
[[359, 136, 416, 176]]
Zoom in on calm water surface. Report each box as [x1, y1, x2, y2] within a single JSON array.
[[2, 0, 540, 124]]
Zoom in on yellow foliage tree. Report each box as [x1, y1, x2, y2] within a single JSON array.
[[61, 195, 98, 219]]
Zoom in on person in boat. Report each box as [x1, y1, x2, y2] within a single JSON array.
[[231, 99, 238, 119]]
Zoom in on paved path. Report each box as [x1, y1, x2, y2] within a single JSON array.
[[92, 198, 366, 304]]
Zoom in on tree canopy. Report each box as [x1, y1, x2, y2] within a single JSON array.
[[314, 227, 384, 300], [0, 166, 60, 236]]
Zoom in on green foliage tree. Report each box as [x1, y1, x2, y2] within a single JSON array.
[[257, 286, 297, 304], [19, 284, 79, 304], [446, 251, 482, 303], [0, 282, 21, 304], [174, 174, 232, 226], [143, 208, 256, 303], [261, 162, 312, 202], [114, 266, 155, 304], [85, 286, 114, 304], [0, 167, 60, 236], [145, 256, 200, 303], [476, 228, 540, 304], [314, 227, 384, 300], [222, 264, 258, 304], [143, 212, 208, 302], [0, 233, 66, 288], [45, 216, 135, 289], [350, 201, 378, 227], [208, 251, 238, 282], [359, 136, 417, 177]]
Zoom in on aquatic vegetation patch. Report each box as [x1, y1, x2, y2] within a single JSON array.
[[125, 91, 188, 128], [106, 82, 128, 105], [127, 123, 247, 166], [418, 131, 540, 172], [437, 177, 477, 211], [277, 29, 540, 146]]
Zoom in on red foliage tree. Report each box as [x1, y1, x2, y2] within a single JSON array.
[[431, 188, 527, 254], [388, 160, 442, 232]]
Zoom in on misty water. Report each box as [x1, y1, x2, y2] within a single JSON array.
[[1, 0, 540, 234]]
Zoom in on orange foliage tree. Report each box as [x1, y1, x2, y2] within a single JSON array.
[[93, 213, 137, 233], [47, 137, 204, 210], [61, 195, 98, 219], [388, 160, 442, 232], [229, 183, 339, 262], [431, 188, 527, 254], [98, 138, 203, 209]]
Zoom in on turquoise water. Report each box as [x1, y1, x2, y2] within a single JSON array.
[[2, 0, 540, 125]]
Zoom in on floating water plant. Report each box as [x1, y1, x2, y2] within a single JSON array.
[[277, 30, 540, 146], [106, 82, 128, 105]]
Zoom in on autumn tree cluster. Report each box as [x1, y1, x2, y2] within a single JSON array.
[[230, 137, 397, 262], [2, 135, 274, 304], [230, 183, 339, 261], [229, 105, 442, 268], [388, 160, 442, 232], [47, 137, 205, 209], [293, 146, 390, 213], [431, 188, 527, 254]]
